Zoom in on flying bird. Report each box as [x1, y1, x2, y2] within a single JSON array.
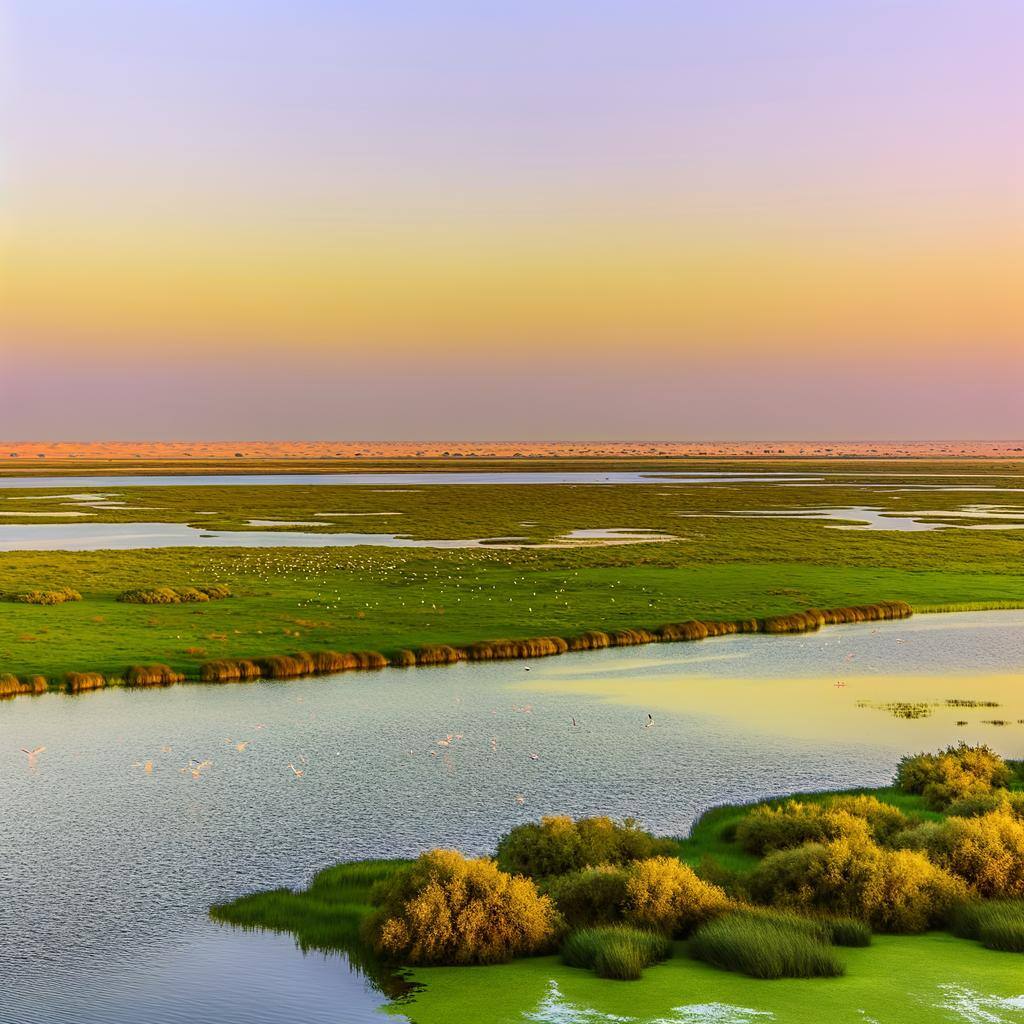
[[21, 746, 45, 765], [645, 714, 654, 728]]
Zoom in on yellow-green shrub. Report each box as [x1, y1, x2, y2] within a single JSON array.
[[496, 816, 674, 879], [896, 744, 1011, 809], [906, 811, 1024, 898], [366, 850, 559, 965], [748, 836, 966, 932], [546, 865, 629, 928], [623, 856, 731, 935]]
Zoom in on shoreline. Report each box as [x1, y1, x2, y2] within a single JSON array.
[[1, 599, 917, 701]]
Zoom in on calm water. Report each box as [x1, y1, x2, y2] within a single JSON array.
[[3, 611, 1024, 1024]]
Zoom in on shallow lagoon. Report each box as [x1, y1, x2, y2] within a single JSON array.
[[3, 611, 1024, 1024]]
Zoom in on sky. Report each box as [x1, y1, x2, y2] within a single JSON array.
[[1, 1, 1022, 440]]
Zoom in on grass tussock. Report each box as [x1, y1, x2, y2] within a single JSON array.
[[389, 649, 418, 667], [560, 925, 672, 980], [65, 671, 106, 693], [689, 910, 845, 979], [412, 644, 465, 666], [126, 663, 186, 687], [201, 658, 263, 683], [4, 587, 82, 605], [948, 900, 1024, 952], [463, 637, 570, 661], [0, 673, 49, 698], [117, 584, 232, 605]]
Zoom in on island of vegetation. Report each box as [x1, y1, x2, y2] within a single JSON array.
[[212, 744, 1024, 1023]]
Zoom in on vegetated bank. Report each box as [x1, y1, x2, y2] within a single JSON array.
[[0, 600, 911, 699], [211, 745, 1024, 1024]]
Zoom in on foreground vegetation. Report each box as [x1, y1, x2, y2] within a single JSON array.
[[212, 746, 1024, 1022], [1, 458, 1022, 690]]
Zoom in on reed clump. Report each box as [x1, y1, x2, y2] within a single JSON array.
[[658, 620, 709, 642], [463, 637, 569, 661], [689, 909, 845, 979], [65, 671, 106, 693], [560, 925, 672, 980], [948, 900, 1024, 952], [4, 587, 82, 605], [389, 649, 418, 668], [201, 659, 263, 683], [566, 631, 612, 651], [126, 664, 185, 687], [0, 673, 49, 698], [412, 645, 465, 666], [117, 584, 232, 605]]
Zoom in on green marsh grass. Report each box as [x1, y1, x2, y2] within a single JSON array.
[[560, 926, 673, 980], [948, 900, 1024, 952], [689, 910, 845, 979]]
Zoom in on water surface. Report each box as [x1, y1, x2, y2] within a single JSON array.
[[3, 611, 1024, 1024]]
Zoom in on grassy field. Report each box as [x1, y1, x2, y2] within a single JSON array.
[[1, 459, 1022, 683]]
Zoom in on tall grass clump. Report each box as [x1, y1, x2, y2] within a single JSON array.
[[948, 900, 1024, 952], [689, 910, 844, 979], [4, 587, 81, 605], [560, 925, 672, 980], [65, 671, 106, 693], [126, 664, 185, 687], [118, 584, 232, 604], [0, 673, 48, 698]]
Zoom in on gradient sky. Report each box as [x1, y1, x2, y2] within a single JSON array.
[[2, 1, 1022, 440]]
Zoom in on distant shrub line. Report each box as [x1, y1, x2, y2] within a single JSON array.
[[3, 587, 81, 605], [0, 600, 913, 698], [117, 584, 232, 604]]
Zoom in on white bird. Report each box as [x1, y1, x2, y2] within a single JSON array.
[[645, 714, 654, 729], [288, 763, 304, 778]]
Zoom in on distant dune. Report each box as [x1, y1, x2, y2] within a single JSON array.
[[1, 440, 1022, 461]]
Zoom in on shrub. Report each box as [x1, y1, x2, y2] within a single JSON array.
[[365, 850, 559, 965], [908, 811, 1024, 898], [748, 836, 966, 932], [561, 925, 672, 980], [735, 802, 871, 855], [546, 865, 629, 928], [118, 584, 231, 604], [896, 744, 1011, 809], [5, 587, 81, 605], [948, 900, 1024, 951], [496, 816, 674, 879], [689, 910, 844, 979], [827, 795, 911, 843], [623, 857, 731, 936], [946, 792, 1024, 819]]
